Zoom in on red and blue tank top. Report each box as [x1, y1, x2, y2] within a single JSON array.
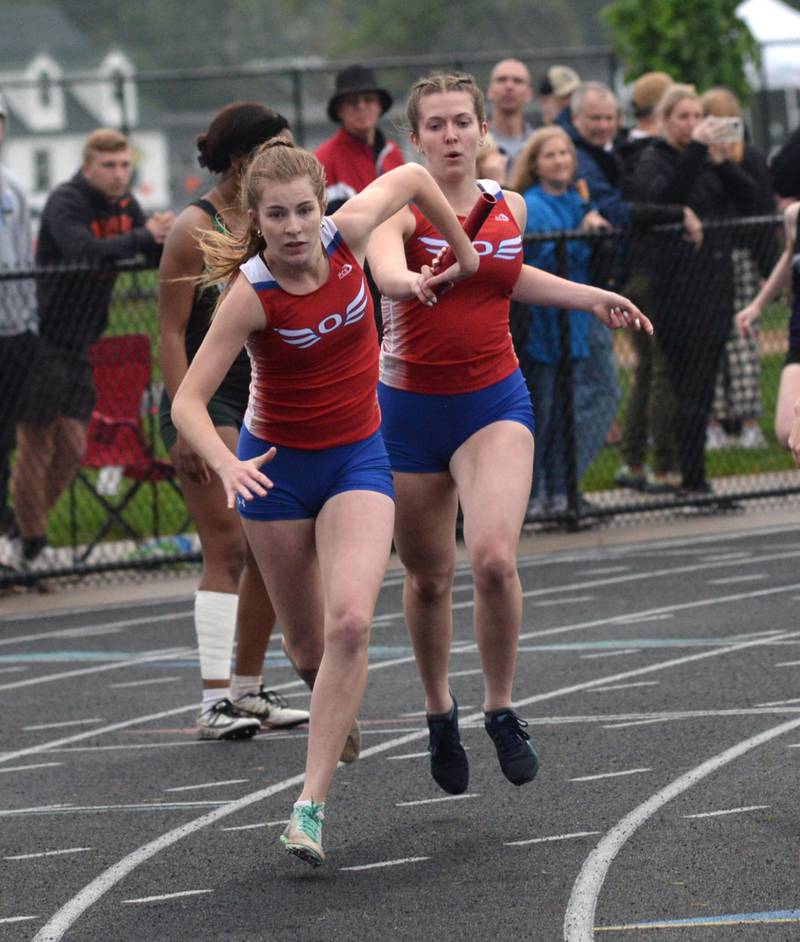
[[240, 218, 379, 449], [379, 179, 523, 394]]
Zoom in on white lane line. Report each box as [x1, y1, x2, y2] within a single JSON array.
[[396, 794, 479, 807], [7, 599, 797, 778], [703, 552, 753, 562], [571, 768, 651, 783], [0, 916, 39, 924], [122, 890, 212, 905], [387, 751, 430, 761], [4, 847, 92, 861], [708, 574, 767, 585], [615, 614, 673, 624], [340, 856, 430, 872], [0, 802, 229, 818], [0, 666, 27, 673], [0, 762, 63, 774], [563, 713, 800, 942], [576, 567, 630, 576], [603, 718, 682, 729], [776, 660, 800, 667], [0, 646, 195, 693], [683, 804, 769, 819], [0, 698, 204, 767], [109, 677, 181, 689], [580, 650, 637, 660], [0, 612, 189, 646], [756, 697, 800, 707], [24, 718, 104, 731], [517, 549, 800, 606], [221, 820, 288, 831], [448, 668, 483, 678], [165, 780, 248, 793], [505, 831, 602, 847], [29, 593, 800, 941], [534, 596, 595, 607], [518, 584, 800, 648], [591, 682, 660, 693]]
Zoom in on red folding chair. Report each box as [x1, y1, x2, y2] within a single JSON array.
[[69, 333, 184, 563]]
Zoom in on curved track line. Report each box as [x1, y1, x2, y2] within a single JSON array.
[[28, 626, 800, 939], [31, 729, 427, 942], [562, 713, 800, 941]]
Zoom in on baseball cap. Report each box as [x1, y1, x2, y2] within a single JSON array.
[[546, 65, 581, 98], [631, 72, 674, 116]]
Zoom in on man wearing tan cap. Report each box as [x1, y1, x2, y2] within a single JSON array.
[[539, 64, 581, 126]]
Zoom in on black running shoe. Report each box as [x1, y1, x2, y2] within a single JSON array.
[[426, 696, 469, 794], [484, 708, 539, 786]]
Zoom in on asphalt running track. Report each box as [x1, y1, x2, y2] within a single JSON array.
[[2, 524, 800, 941]]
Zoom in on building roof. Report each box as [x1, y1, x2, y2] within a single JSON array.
[[0, 3, 99, 68]]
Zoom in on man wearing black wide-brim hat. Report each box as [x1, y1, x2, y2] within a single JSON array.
[[316, 64, 404, 213]]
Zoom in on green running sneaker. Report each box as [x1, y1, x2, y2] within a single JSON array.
[[280, 800, 325, 867]]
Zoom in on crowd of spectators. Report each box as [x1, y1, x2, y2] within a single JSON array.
[[1, 55, 800, 570], [497, 63, 799, 514]]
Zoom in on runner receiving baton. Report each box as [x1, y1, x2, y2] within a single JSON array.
[[172, 140, 478, 867]]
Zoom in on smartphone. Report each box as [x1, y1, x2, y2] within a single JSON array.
[[707, 115, 744, 143]]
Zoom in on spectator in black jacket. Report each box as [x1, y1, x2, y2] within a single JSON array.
[[631, 84, 758, 498], [614, 71, 683, 494], [702, 87, 777, 451], [8, 128, 174, 570], [771, 124, 800, 204]]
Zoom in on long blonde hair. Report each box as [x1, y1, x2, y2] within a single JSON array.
[[200, 139, 327, 293], [507, 125, 576, 193]]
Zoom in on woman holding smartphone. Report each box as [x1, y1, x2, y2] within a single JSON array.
[[631, 84, 757, 499]]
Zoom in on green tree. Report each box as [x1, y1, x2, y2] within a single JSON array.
[[602, 0, 760, 100]]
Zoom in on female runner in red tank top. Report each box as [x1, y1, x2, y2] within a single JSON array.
[[368, 73, 652, 794], [172, 139, 478, 867]]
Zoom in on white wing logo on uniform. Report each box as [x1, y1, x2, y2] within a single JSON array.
[[418, 235, 522, 261], [275, 279, 368, 349], [343, 278, 368, 324], [275, 326, 322, 349], [494, 236, 522, 259]]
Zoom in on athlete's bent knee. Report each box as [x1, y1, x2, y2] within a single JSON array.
[[326, 610, 371, 656]]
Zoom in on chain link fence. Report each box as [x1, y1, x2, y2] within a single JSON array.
[[1, 213, 798, 589]]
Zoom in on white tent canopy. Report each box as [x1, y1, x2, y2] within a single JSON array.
[[737, 0, 800, 87]]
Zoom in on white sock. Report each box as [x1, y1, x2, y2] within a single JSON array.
[[201, 687, 230, 710], [231, 674, 262, 700], [195, 590, 238, 681]]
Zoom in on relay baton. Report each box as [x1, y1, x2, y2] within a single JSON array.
[[433, 190, 496, 294]]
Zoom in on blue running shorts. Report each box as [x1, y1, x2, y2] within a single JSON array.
[[378, 368, 535, 474], [235, 426, 395, 520]]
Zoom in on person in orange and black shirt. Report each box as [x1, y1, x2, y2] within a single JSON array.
[[7, 128, 174, 570]]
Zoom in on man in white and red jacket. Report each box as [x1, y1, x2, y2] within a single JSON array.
[[316, 65, 404, 213]]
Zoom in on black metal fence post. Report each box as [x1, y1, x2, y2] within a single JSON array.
[[555, 234, 580, 530]]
